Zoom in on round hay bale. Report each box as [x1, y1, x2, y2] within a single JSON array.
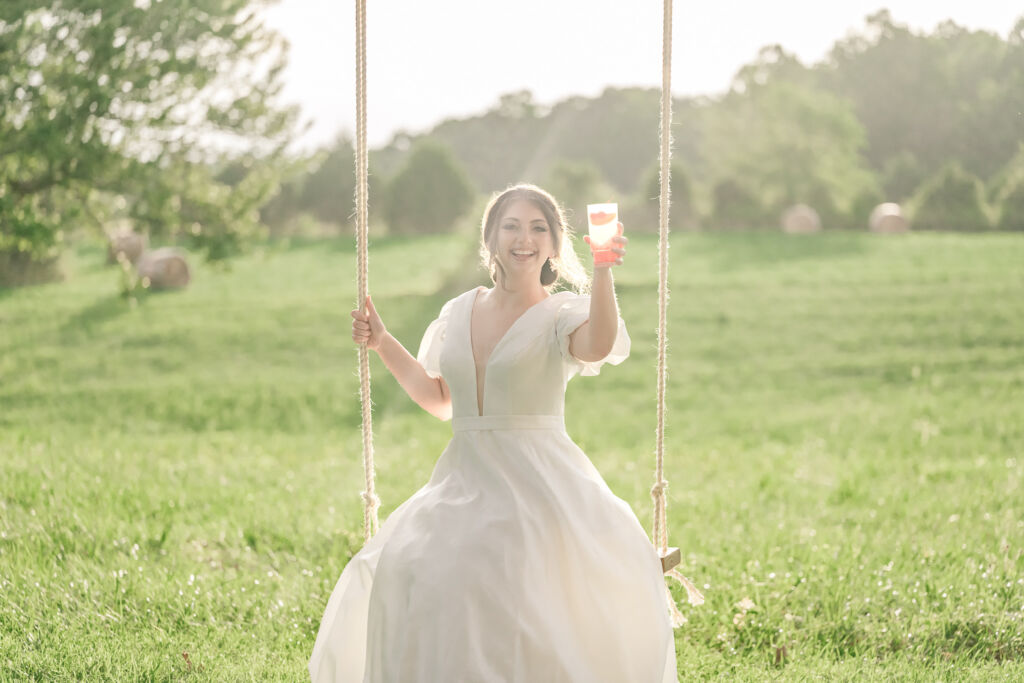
[[106, 228, 146, 265], [869, 203, 909, 233], [137, 247, 191, 290], [781, 204, 821, 233]]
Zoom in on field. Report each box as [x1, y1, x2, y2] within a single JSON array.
[[1, 231, 1022, 681]]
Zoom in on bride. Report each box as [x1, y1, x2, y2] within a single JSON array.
[[310, 184, 678, 682]]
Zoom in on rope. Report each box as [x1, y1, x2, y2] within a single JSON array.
[[653, 0, 672, 564], [654, 0, 703, 626], [355, 0, 380, 542]]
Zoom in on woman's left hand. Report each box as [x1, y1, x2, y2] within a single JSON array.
[[583, 222, 627, 268]]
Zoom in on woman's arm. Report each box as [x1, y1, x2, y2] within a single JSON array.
[[352, 295, 452, 421], [374, 334, 452, 421], [568, 267, 619, 361], [571, 227, 627, 361]]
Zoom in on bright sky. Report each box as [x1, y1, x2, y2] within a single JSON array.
[[261, 1, 1021, 150]]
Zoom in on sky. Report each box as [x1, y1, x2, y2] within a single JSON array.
[[260, 1, 1022, 151]]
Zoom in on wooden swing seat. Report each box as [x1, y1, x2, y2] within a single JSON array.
[[660, 546, 680, 573]]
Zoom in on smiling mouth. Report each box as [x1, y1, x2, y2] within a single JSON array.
[[511, 250, 536, 260]]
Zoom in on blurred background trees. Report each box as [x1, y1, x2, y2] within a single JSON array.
[[382, 140, 474, 236], [703, 78, 879, 226], [909, 163, 991, 231], [2, 6, 1023, 287], [339, 10, 1022, 237]]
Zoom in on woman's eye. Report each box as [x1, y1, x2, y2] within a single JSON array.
[[533, 226, 548, 232], [502, 224, 516, 230]]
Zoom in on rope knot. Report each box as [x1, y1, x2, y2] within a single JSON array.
[[360, 490, 381, 511], [650, 479, 669, 498]]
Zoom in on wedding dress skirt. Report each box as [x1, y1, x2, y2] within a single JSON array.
[[309, 288, 678, 682]]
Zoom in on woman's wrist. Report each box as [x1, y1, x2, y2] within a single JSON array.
[[591, 266, 615, 307], [373, 331, 395, 355]]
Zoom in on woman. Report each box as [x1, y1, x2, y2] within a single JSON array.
[[310, 184, 677, 682]]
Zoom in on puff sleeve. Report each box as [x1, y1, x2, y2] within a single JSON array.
[[555, 294, 631, 377], [416, 296, 456, 379]]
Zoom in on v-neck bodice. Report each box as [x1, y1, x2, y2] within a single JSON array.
[[469, 286, 562, 417], [415, 287, 632, 420]]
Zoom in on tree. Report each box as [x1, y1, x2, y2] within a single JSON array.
[[375, 87, 705, 198], [257, 136, 384, 236], [822, 10, 1023, 181], [710, 179, 768, 229], [386, 90, 548, 193], [704, 80, 880, 217], [292, 136, 380, 232], [881, 151, 926, 203], [997, 181, 1024, 232], [986, 144, 1024, 204], [383, 140, 475, 235], [910, 163, 990, 231], [543, 159, 604, 226], [300, 140, 357, 228], [639, 161, 694, 230], [994, 151, 1024, 231], [730, 44, 813, 94], [845, 185, 886, 230], [0, 0, 298, 279]]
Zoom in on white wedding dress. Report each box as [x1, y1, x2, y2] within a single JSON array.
[[309, 286, 678, 682]]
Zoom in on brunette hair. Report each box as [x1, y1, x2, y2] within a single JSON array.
[[478, 184, 590, 294]]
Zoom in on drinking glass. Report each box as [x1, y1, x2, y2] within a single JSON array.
[[586, 202, 620, 265]]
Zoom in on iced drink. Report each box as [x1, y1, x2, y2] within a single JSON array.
[[587, 203, 620, 265]]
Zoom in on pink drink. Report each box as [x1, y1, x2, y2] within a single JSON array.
[[587, 203, 620, 264]]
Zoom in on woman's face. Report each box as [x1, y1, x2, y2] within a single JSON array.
[[493, 198, 556, 283]]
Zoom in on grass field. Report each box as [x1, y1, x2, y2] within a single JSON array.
[[1, 231, 1023, 681]]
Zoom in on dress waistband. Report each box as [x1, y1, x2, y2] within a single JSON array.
[[452, 415, 566, 433]]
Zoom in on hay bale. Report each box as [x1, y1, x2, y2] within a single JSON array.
[[137, 247, 191, 290], [869, 203, 909, 233], [106, 228, 146, 265], [781, 204, 821, 233]]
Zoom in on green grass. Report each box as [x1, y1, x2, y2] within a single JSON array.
[[1, 231, 1023, 681]]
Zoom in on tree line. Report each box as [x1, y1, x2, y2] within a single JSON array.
[[267, 10, 1024, 236], [2, 6, 1022, 287]]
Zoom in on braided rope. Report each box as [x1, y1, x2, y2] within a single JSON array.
[[654, 0, 703, 626], [355, 0, 380, 542], [653, 0, 672, 563]]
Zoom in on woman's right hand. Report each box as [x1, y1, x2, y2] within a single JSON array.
[[351, 295, 387, 351]]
